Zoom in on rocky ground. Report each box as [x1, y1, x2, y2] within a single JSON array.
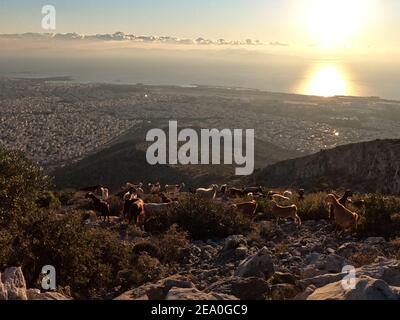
[[115, 219, 400, 300], [2, 218, 400, 300]]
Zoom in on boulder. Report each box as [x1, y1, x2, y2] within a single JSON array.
[[301, 253, 347, 278], [270, 272, 299, 286], [26, 289, 72, 300], [271, 284, 300, 300], [115, 275, 195, 300], [1, 267, 27, 300], [307, 276, 400, 300], [235, 247, 275, 279], [223, 235, 247, 252], [206, 277, 270, 300], [166, 287, 238, 300]]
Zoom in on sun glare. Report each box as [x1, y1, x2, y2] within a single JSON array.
[[301, 64, 349, 97], [308, 0, 371, 48]]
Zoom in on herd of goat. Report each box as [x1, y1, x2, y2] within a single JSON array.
[[83, 182, 365, 232]]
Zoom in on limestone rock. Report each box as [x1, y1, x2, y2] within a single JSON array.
[[307, 276, 400, 300], [235, 247, 275, 279]]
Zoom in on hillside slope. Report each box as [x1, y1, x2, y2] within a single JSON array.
[[53, 137, 301, 191], [250, 139, 400, 194]]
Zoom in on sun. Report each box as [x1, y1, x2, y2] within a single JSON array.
[[308, 0, 370, 48]]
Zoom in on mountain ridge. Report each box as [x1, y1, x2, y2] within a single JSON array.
[[250, 139, 400, 194]]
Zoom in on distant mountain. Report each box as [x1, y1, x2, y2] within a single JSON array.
[[250, 139, 400, 194]]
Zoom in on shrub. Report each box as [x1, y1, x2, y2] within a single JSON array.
[[357, 194, 400, 238], [168, 195, 251, 239], [36, 191, 61, 209], [4, 211, 132, 299], [295, 192, 329, 221], [55, 191, 74, 206], [132, 240, 162, 259], [118, 253, 164, 290], [0, 146, 50, 225], [158, 224, 190, 263]]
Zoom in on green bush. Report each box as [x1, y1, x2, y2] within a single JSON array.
[[0, 146, 50, 226], [55, 191, 74, 206], [36, 191, 61, 209], [5, 212, 132, 299], [357, 194, 400, 238], [158, 224, 190, 263], [171, 195, 251, 239]]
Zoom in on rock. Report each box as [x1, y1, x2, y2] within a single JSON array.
[[166, 287, 238, 300], [302, 253, 346, 278], [307, 276, 400, 300], [365, 237, 386, 245], [1, 267, 27, 300], [235, 247, 275, 279], [324, 254, 346, 273], [223, 235, 247, 251], [234, 246, 248, 259], [270, 272, 299, 286], [271, 284, 300, 300], [206, 277, 270, 300], [300, 273, 345, 290], [294, 285, 316, 300], [26, 289, 72, 300], [115, 275, 194, 300], [358, 259, 400, 287]]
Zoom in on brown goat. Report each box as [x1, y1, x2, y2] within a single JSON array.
[[325, 194, 359, 231], [85, 193, 110, 222], [126, 198, 145, 227], [271, 200, 301, 226], [233, 200, 258, 218]]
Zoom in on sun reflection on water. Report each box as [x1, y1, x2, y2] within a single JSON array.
[[299, 63, 351, 97]]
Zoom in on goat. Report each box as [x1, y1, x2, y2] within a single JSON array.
[[325, 194, 359, 231], [85, 192, 110, 222], [196, 184, 219, 199], [148, 182, 161, 194], [283, 190, 293, 198], [136, 187, 144, 198], [122, 189, 138, 219], [228, 187, 245, 197], [270, 200, 301, 226], [329, 190, 353, 220], [126, 198, 145, 227], [243, 186, 263, 195], [348, 199, 366, 210], [233, 200, 258, 218], [144, 201, 178, 217], [165, 182, 185, 194], [100, 187, 109, 202], [269, 193, 291, 202]]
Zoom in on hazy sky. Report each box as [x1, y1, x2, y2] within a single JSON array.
[[0, 0, 399, 49]]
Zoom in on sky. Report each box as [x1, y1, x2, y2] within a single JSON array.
[[0, 0, 399, 50]]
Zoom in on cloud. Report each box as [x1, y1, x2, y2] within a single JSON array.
[[0, 32, 264, 46]]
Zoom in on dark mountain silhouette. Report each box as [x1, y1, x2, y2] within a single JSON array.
[[249, 139, 400, 194]]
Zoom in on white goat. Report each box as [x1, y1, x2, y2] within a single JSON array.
[[196, 184, 219, 199], [144, 201, 179, 217]]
